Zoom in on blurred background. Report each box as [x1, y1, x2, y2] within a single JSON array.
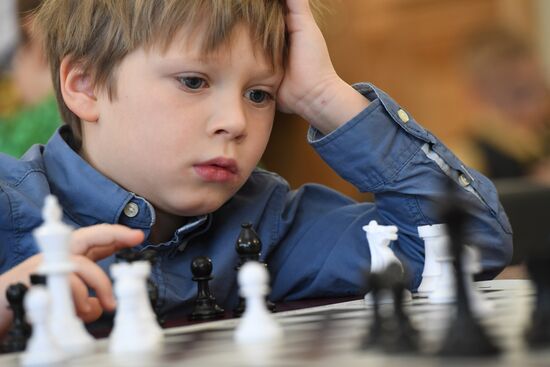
[[1, 0, 549, 190], [1, 0, 548, 271], [263, 0, 550, 202], [0, 0, 59, 158]]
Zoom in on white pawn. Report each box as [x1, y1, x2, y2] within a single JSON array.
[[33, 195, 95, 356], [109, 261, 163, 355], [21, 285, 65, 366], [235, 262, 282, 344], [417, 224, 447, 295]]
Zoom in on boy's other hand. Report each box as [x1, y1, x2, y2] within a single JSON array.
[[278, 0, 369, 135], [0, 224, 144, 337]]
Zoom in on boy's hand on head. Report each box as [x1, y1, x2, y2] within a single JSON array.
[[0, 224, 144, 337], [278, 0, 369, 135]]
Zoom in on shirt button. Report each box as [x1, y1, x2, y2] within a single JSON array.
[[458, 173, 471, 187], [397, 109, 410, 123], [123, 202, 139, 218]]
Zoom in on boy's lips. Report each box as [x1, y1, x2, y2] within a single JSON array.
[[193, 157, 239, 182]]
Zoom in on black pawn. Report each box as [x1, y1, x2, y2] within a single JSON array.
[[524, 255, 550, 348], [189, 256, 224, 320], [437, 180, 500, 357], [233, 223, 275, 316], [1, 282, 32, 353]]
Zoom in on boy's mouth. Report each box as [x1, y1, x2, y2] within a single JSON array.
[[193, 157, 239, 182]]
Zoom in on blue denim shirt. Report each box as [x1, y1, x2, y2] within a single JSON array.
[[0, 84, 512, 316]]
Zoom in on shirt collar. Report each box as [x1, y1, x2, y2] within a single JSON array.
[[43, 126, 153, 228]]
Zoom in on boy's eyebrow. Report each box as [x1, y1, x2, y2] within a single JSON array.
[[159, 56, 282, 82]]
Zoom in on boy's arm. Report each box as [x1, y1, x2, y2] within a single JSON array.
[[0, 224, 143, 339], [277, 0, 369, 135], [265, 0, 512, 300]]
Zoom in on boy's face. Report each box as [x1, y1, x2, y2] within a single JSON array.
[[83, 24, 283, 217]]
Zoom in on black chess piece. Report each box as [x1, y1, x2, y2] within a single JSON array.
[[235, 223, 262, 265], [115, 248, 140, 262], [233, 223, 275, 316], [524, 255, 550, 348], [361, 263, 418, 353], [361, 271, 384, 349], [1, 282, 32, 353], [189, 256, 224, 320], [30, 274, 46, 286], [383, 265, 419, 353], [437, 179, 500, 357]]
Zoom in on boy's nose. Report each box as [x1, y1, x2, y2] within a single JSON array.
[[208, 97, 247, 142]]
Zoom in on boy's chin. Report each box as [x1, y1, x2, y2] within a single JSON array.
[[165, 198, 229, 217]]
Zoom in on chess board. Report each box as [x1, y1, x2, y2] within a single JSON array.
[[1, 279, 548, 367]]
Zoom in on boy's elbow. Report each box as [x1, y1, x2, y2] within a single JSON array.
[[476, 230, 513, 280]]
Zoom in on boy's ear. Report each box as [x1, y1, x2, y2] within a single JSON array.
[[59, 57, 99, 122]]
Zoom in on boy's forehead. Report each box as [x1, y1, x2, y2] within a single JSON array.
[[152, 22, 284, 72]]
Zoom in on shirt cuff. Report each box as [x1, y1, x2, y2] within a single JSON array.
[[307, 83, 429, 192]]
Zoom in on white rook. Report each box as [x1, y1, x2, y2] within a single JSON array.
[[417, 224, 448, 295], [109, 261, 163, 354]]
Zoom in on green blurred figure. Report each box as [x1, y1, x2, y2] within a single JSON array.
[[0, 0, 59, 158]]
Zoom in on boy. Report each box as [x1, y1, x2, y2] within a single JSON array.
[[0, 0, 512, 338]]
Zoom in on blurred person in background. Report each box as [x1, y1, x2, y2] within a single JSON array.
[[0, 0, 19, 118], [457, 27, 550, 183], [0, 0, 59, 158]]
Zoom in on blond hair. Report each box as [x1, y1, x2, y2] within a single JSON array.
[[34, 0, 290, 149]]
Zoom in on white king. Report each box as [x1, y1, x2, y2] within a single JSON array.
[[33, 195, 95, 356]]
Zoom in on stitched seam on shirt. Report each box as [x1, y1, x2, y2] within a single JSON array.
[[61, 208, 87, 228], [310, 220, 356, 287], [10, 169, 46, 188], [413, 196, 430, 225], [0, 185, 21, 268], [360, 140, 423, 191], [387, 137, 424, 183], [9, 188, 27, 267]]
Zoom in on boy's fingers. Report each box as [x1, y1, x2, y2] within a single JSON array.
[[71, 224, 144, 257], [79, 297, 103, 323], [70, 276, 103, 322], [286, 0, 311, 14], [86, 246, 119, 262], [69, 274, 93, 317], [73, 256, 116, 311]]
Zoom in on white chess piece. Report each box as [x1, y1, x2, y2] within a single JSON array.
[[109, 261, 163, 354], [363, 220, 399, 273], [417, 224, 447, 295], [33, 195, 95, 356], [235, 262, 282, 345], [20, 284, 66, 366], [428, 230, 455, 304], [463, 245, 493, 317], [362, 221, 412, 305]]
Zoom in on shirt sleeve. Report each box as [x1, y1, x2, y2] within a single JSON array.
[[266, 83, 512, 301]]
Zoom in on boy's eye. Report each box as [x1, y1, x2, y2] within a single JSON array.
[[246, 89, 272, 104], [177, 76, 207, 90]]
